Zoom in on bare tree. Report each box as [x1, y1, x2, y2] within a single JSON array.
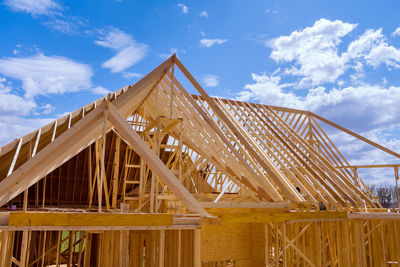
[[368, 184, 398, 208]]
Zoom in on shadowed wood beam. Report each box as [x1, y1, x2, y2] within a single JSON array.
[[107, 102, 209, 217]]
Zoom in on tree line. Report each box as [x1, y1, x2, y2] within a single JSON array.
[[368, 184, 399, 208]]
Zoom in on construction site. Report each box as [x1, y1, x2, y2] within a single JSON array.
[[0, 54, 400, 266]]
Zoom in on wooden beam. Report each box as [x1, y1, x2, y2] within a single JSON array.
[[336, 164, 400, 169], [201, 202, 289, 209], [348, 212, 400, 220], [220, 211, 348, 223], [112, 136, 120, 209], [194, 229, 201, 267], [99, 110, 108, 212], [9, 212, 173, 227], [107, 102, 209, 217]]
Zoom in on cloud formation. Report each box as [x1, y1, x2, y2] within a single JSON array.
[[0, 77, 51, 146], [0, 53, 93, 98], [177, 3, 188, 14], [200, 38, 228, 48], [4, 0, 60, 15], [268, 19, 357, 87], [95, 28, 149, 73], [267, 19, 400, 88], [346, 28, 400, 69], [392, 27, 400, 37], [202, 74, 219, 87], [199, 11, 208, 17]]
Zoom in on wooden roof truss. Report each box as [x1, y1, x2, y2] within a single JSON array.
[[0, 55, 399, 216]]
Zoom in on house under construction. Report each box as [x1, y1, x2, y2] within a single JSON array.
[[0, 55, 400, 266]]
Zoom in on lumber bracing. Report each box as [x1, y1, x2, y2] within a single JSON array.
[[0, 55, 399, 266]]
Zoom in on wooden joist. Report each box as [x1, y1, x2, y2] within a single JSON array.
[[8, 212, 173, 227]]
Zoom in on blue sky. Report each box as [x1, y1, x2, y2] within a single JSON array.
[[1, 0, 400, 183]]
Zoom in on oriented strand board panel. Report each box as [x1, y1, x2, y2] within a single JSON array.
[[201, 222, 252, 262], [9, 212, 173, 226], [250, 223, 266, 265]]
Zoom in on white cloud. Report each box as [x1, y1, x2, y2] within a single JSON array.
[[0, 93, 36, 116], [122, 72, 142, 79], [267, 20, 400, 88], [392, 27, 400, 37], [40, 103, 54, 114], [95, 27, 149, 73], [0, 77, 11, 94], [0, 53, 93, 98], [177, 3, 188, 14], [4, 0, 88, 35], [346, 29, 384, 60], [0, 78, 54, 146], [265, 9, 277, 14], [268, 18, 357, 87], [237, 73, 298, 108], [202, 74, 220, 87], [0, 78, 48, 146], [0, 78, 36, 116], [200, 38, 228, 48], [43, 17, 86, 35], [4, 0, 60, 15], [345, 28, 400, 69], [91, 86, 110, 95], [366, 43, 400, 68], [199, 11, 208, 17]]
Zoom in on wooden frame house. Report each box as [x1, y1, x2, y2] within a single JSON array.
[[0, 55, 399, 266]]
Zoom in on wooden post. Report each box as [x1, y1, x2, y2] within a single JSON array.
[[68, 231, 75, 267], [169, 64, 175, 118], [177, 229, 182, 267], [265, 223, 270, 266], [159, 230, 165, 267], [19, 230, 29, 267], [99, 110, 108, 212], [88, 145, 93, 209], [56, 231, 61, 267], [83, 233, 92, 267], [395, 166, 400, 209], [194, 229, 201, 267], [112, 136, 121, 209], [41, 231, 47, 267], [352, 167, 361, 189]]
